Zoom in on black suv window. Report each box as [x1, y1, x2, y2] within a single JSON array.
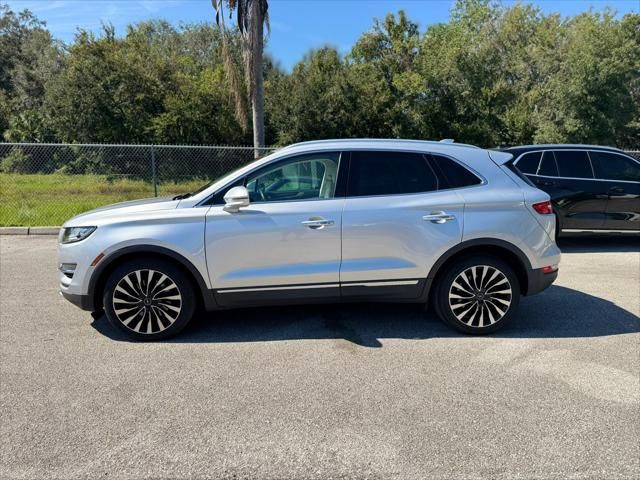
[[590, 151, 640, 182], [515, 152, 541, 175], [347, 151, 438, 197], [538, 151, 558, 176], [554, 150, 593, 179], [429, 154, 482, 188]]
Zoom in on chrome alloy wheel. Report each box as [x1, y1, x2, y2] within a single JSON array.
[[448, 265, 512, 328], [112, 269, 182, 334]]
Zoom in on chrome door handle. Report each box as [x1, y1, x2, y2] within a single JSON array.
[[423, 211, 456, 224], [301, 218, 335, 229]]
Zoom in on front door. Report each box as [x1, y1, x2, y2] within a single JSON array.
[[205, 151, 345, 306]]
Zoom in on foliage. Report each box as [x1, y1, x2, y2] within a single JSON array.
[[0, 0, 638, 150], [0, 146, 31, 172]]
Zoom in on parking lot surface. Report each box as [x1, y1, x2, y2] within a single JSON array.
[[1, 235, 639, 479]]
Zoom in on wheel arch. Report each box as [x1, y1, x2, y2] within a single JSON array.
[[424, 238, 533, 301], [89, 245, 216, 311]]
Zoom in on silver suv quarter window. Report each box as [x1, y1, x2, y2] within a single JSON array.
[[246, 152, 340, 203], [589, 151, 640, 182], [554, 150, 593, 179], [429, 154, 482, 188]]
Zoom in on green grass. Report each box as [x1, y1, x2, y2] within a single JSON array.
[[0, 174, 208, 226]]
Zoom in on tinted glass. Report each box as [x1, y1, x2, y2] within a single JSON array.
[[538, 151, 559, 176], [430, 154, 481, 188], [515, 151, 541, 174], [348, 151, 438, 196], [590, 151, 640, 182], [554, 150, 593, 179], [245, 152, 340, 202]]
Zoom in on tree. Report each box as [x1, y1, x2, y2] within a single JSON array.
[[0, 3, 62, 141], [348, 11, 425, 139], [213, 0, 268, 157], [267, 47, 356, 144]]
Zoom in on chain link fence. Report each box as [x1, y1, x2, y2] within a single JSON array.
[[0, 142, 638, 227], [0, 143, 276, 226]]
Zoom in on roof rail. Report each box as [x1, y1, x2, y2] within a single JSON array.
[[281, 138, 481, 150], [505, 143, 624, 152]]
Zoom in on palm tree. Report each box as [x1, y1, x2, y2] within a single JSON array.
[[212, 0, 268, 157]]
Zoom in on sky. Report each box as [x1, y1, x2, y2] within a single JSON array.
[[7, 0, 640, 70]]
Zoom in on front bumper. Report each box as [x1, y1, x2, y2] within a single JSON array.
[[60, 291, 95, 311], [525, 267, 558, 296]]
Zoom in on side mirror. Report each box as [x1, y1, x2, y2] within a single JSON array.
[[223, 186, 250, 212]]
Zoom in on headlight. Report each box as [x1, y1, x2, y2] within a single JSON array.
[[60, 226, 97, 244]]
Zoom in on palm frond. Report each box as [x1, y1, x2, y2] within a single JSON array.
[[212, 0, 249, 130]]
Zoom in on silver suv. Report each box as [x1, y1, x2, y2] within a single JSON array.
[[58, 139, 561, 340]]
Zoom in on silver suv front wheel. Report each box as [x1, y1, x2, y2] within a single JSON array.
[[103, 258, 196, 341]]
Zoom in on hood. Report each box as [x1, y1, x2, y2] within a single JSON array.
[[64, 196, 180, 227]]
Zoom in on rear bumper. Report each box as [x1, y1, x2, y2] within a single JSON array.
[[525, 268, 558, 296], [60, 291, 95, 311]]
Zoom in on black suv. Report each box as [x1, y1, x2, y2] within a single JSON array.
[[501, 145, 640, 235]]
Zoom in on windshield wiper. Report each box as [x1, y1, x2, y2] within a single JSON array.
[[172, 192, 193, 200]]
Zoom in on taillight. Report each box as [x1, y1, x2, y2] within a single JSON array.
[[542, 265, 558, 274], [532, 200, 553, 215]]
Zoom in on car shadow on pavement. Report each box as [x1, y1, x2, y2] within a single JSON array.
[[557, 236, 640, 253], [91, 285, 639, 347]]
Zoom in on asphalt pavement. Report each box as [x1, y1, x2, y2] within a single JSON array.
[[1, 235, 639, 479]]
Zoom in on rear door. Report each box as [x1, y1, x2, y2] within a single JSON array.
[[339, 150, 466, 300], [589, 151, 640, 231], [552, 150, 607, 231]]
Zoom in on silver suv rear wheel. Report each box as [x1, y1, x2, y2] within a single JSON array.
[[435, 256, 520, 334], [448, 265, 512, 327]]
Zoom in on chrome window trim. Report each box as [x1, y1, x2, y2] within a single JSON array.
[[513, 149, 640, 184]]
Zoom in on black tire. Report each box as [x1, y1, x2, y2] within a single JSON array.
[[434, 255, 520, 334], [103, 258, 196, 341]]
